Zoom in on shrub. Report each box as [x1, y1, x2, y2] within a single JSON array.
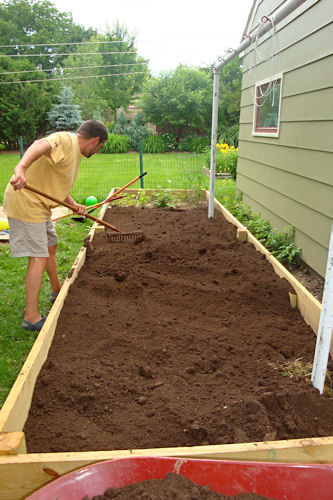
[[221, 195, 301, 265], [113, 109, 151, 150], [177, 134, 210, 153], [100, 134, 131, 154], [142, 135, 167, 153], [104, 120, 114, 133], [218, 124, 239, 147], [202, 143, 238, 179], [177, 133, 195, 152], [153, 189, 177, 208], [160, 133, 177, 152], [191, 136, 210, 153], [127, 112, 151, 150], [113, 109, 128, 135]]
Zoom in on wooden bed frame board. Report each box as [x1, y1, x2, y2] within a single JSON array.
[[0, 189, 331, 500], [1, 437, 333, 500]]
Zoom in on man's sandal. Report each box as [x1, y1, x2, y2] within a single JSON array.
[[22, 316, 46, 331], [50, 292, 59, 303]]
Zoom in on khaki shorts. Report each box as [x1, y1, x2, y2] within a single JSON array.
[[8, 217, 59, 258]]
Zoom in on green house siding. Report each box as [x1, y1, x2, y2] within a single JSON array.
[[237, 0, 333, 277], [237, 178, 330, 277]]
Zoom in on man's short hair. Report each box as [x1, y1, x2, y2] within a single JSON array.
[[77, 120, 108, 143]]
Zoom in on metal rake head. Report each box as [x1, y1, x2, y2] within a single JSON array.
[[106, 231, 144, 243]]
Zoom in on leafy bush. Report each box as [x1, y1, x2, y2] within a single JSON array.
[[177, 134, 210, 153], [152, 189, 177, 208], [113, 109, 151, 150], [160, 133, 177, 151], [265, 226, 301, 264], [218, 124, 239, 147], [177, 133, 194, 152], [181, 165, 205, 206], [191, 136, 210, 153], [202, 143, 238, 179], [100, 134, 131, 154], [142, 135, 167, 153], [220, 194, 301, 265], [104, 120, 114, 133], [113, 109, 128, 135], [128, 112, 151, 150]]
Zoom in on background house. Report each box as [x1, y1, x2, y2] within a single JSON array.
[[236, 0, 333, 277]]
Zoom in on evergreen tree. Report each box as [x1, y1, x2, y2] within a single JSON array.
[[113, 109, 150, 150], [47, 86, 82, 131], [113, 109, 129, 135]]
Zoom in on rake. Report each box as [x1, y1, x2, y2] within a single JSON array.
[[71, 194, 124, 222], [52, 171, 147, 223], [106, 230, 144, 243], [23, 185, 144, 242]]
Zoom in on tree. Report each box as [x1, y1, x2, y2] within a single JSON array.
[[61, 23, 150, 122], [0, 57, 54, 147], [96, 23, 150, 120], [217, 55, 242, 130], [0, 0, 96, 71], [141, 65, 212, 141], [62, 36, 107, 121], [47, 86, 82, 131], [113, 109, 150, 150], [0, 0, 96, 146]]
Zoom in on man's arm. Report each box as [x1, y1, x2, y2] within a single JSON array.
[[64, 194, 87, 216], [11, 139, 52, 190]]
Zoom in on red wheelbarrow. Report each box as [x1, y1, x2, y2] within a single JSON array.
[[26, 456, 333, 499]]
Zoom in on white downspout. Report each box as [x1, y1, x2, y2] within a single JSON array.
[[208, 67, 220, 218]]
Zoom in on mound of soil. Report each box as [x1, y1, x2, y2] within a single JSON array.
[[83, 473, 271, 500], [24, 205, 333, 453]]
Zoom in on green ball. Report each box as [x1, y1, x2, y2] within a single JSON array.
[[85, 196, 98, 206]]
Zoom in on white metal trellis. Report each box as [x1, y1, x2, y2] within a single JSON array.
[[208, 0, 308, 218], [208, 0, 333, 394]]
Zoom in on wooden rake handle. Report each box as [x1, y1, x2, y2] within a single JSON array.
[[87, 171, 148, 211], [24, 184, 120, 232]]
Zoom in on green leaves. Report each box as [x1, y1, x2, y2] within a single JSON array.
[[100, 134, 131, 154], [142, 135, 166, 153], [113, 110, 151, 150], [47, 86, 82, 131], [218, 55, 242, 129], [219, 192, 301, 265], [0, 2, 150, 147], [0, 217, 93, 407], [141, 66, 212, 140]]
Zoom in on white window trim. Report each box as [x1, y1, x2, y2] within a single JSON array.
[[252, 72, 283, 138]]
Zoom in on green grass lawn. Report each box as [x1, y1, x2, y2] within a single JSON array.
[[0, 217, 95, 407], [0, 152, 205, 204], [0, 151, 235, 408]]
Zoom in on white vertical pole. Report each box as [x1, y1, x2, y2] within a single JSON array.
[[311, 223, 333, 394], [208, 68, 220, 218]]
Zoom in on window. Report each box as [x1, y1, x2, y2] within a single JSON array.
[[253, 74, 282, 137]]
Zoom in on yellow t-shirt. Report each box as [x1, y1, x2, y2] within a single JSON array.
[[3, 132, 81, 222]]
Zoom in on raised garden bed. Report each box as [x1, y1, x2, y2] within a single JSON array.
[[202, 166, 232, 178], [0, 190, 332, 499]]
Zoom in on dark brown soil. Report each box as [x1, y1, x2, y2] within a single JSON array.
[[24, 205, 333, 453], [83, 473, 272, 499], [287, 261, 324, 302]]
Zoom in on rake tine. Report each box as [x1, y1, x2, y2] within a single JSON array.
[[106, 231, 144, 243]]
